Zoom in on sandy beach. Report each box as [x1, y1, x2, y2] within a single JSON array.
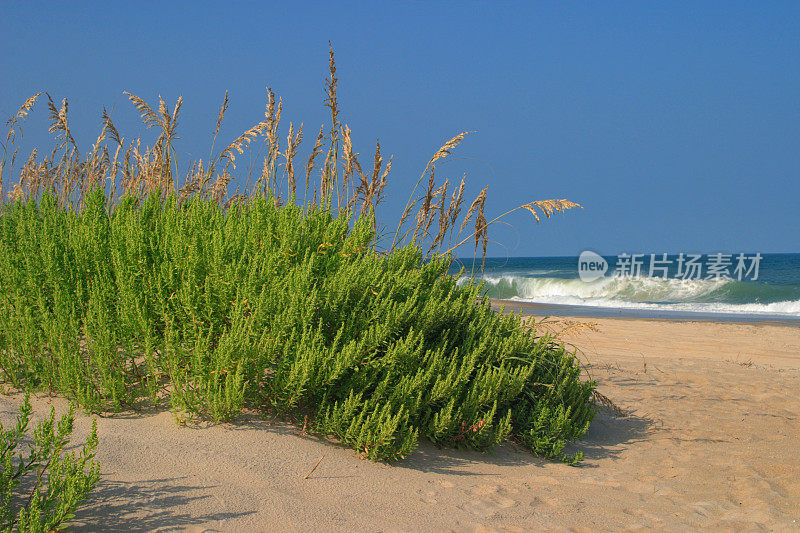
[[2, 312, 799, 531]]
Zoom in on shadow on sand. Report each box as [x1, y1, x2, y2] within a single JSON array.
[[397, 407, 654, 476], [71, 477, 255, 532]]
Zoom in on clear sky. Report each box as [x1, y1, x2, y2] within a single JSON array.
[[1, 1, 798, 257]]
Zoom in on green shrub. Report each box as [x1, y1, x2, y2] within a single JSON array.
[[0, 190, 594, 462], [1, 394, 99, 532], [0, 48, 595, 464]]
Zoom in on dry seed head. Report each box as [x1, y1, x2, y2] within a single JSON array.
[[371, 140, 383, 186], [423, 181, 447, 240], [215, 91, 230, 137], [305, 125, 325, 191], [397, 196, 420, 234], [264, 89, 283, 142], [282, 122, 303, 196], [459, 186, 487, 234], [376, 155, 391, 203], [413, 169, 437, 241], [427, 179, 452, 254], [325, 42, 339, 134], [9, 93, 43, 125], [447, 175, 466, 228], [110, 142, 122, 177], [158, 96, 169, 131], [265, 88, 275, 121], [265, 91, 283, 172], [475, 203, 488, 268], [169, 96, 183, 139], [46, 94, 79, 154], [436, 179, 451, 231], [124, 92, 161, 130], [522, 199, 582, 222], [179, 159, 205, 201], [220, 122, 267, 168], [46, 95, 66, 138], [90, 121, 107, 154], [102, 108, 123, 146], [428, 131, 472, 167], [8, 182, 23, 202], [22, 148, 39, 179], [417, 169, 436, 224], [341, 125, 355, 194], [210, 171, 232, 204], [6, 92, 43, 142], [380, 156, 392, 183], [357, 140, 386, 216]]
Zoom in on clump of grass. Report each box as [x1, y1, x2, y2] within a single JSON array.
[[1, 394, 99, 532], [0, 46, 594, 463]]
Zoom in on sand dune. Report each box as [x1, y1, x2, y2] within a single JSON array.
[[1, 316, 798, 531]]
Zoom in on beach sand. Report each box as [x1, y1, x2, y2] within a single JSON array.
[[1, 314, 798, 531]]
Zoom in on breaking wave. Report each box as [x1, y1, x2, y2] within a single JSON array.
[[461, 274, 800, 317]]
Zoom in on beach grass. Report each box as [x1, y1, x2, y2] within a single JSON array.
[[0, 47, 594, 464]]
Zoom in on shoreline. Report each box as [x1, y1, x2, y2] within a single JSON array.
[[534, 310, 800, 371], [490, 298, 800, 326]]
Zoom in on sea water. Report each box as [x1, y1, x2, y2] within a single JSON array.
[[452, 253, 800, 322]]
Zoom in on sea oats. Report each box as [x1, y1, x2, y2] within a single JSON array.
[[46, 94, 78, 152], [6, 92, 43, 143], [341, 125, 356, 204], [448, 175, 466, 229], [324, 42, 340, 137], [102, 108, 123, 147], [220, 122, 267, 168], [305, 125, 325, 193], [522, 199, 582, 222], [209, 170, 232, 204], [427, 131, 472, 167], [124, 91, 161, 130], [413, 169, 437, 242], [459, 186, 487, 235], [215, 91, 230, 138], [282, 122, 303, 197]]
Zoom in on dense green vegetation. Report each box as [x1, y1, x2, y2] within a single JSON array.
[[0, 191, 594, 462], [1, 395, 99, 532], [0, 48, 594, 471]]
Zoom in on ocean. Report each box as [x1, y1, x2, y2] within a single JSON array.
[[453, 253, 800, 322]]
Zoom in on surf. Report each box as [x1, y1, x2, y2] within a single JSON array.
[[460, 273, 800, 317]]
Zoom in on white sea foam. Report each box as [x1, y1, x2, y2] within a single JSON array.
[[462, 274, 800, 317], [512, 294, 800, 316]]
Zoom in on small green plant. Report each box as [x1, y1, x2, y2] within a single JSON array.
[[1, 394, 99, 533]]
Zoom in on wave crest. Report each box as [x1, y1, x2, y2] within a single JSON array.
[[461, 275, 800, 317]]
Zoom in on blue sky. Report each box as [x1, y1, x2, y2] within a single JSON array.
[[1, 1, 798, 256]]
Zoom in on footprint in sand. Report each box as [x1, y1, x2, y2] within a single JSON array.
[[460, 485, 518, 518], [525, 475, 560, 485], [416, 488, 439, 504], [576, 475, 622, 488]]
